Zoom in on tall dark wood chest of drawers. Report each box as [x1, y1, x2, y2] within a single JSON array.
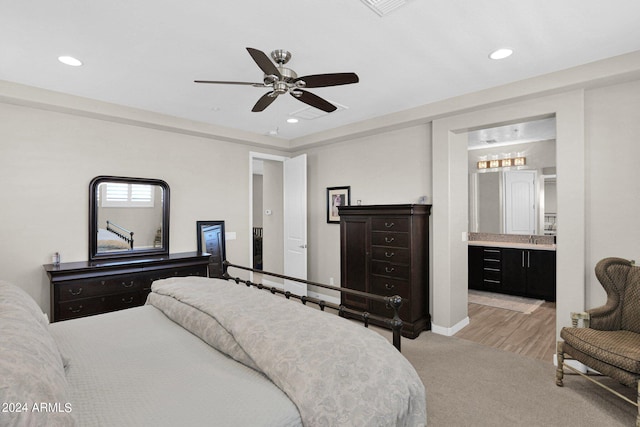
[[339, 204, 431, 338], [44, 252, 210, 322]]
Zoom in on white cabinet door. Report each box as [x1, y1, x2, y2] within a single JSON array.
[[504, 170, 536, 235]]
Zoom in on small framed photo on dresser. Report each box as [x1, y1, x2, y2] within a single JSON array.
[[326, 186, 350, 224]]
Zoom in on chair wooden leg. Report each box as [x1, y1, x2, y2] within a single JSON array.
[[556, 341, 565, 387], [636, 379, 640, 427]]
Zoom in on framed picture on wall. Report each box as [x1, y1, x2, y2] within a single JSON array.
[[326, 186, 350, 224]]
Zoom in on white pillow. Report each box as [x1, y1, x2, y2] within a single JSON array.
[[0, 281, 75, 426]]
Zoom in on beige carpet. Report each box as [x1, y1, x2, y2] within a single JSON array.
[[372, 328, 637, 426], [468, 289, 545, 314]]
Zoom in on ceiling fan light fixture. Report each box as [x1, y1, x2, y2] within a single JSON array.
[[489, 48, 513, 60]]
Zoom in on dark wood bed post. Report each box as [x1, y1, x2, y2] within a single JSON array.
[[387, 295, 403, 352], [222, 260, 404, 352]]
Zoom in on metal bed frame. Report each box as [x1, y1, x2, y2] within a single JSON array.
[[223, 260, 405, 351]]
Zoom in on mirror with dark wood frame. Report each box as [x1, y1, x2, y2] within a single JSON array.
[[89, 176, 170, 261]]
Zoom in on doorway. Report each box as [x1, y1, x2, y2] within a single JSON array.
[[462, 117, 558, 360], [431, 91, 586, 356], [249, 152, 308, 295]]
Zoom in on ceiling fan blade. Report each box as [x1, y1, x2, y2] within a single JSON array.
[[295, 72, 359, 88], [194, 80, 264, 87], [246, 47, 282, 79], [291, 90, 337, 113], [252, 91, 278, 112]]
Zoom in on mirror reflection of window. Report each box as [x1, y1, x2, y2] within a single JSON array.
[[100, 183, 155, 208]]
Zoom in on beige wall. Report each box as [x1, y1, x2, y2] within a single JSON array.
[[300, 124, 431, 298], [2, 52, 640, 340], [0, 100, 284, 313], [585, 79, 640, 307], [261, 159, 284, 277]]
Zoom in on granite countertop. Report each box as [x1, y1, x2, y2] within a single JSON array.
[[468, 240, 556, 251]]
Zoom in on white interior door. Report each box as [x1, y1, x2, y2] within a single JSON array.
[[283, 154, 307, 295], [504, 170, 536, 235]]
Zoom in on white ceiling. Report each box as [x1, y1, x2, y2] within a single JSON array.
[[2, 0, 640, 141]]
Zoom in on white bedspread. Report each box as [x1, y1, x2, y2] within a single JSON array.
[[148, 276, 427, 427], [49, 305, 302, 427]]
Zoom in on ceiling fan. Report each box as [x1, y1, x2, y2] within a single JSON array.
[[195, 47, 359, 113]]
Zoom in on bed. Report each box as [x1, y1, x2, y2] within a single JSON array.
[[0, 267, 426, 427], [97, 221, 134, 251]]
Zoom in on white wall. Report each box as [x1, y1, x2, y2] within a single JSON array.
[[2, 52, 640, 337], [301, 124, 431, 297], [585, 79, 640, 307], [262, 159, 284, 276], [0, 101, 284, 313]]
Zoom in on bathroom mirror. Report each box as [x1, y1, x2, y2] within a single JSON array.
[[89, 176, 170, 261], [467, 117, 556, 236]]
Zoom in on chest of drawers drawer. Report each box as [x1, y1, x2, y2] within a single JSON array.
[[57, 291, 143, 321], [57, 274, 143, 302], [371, 260, 410, 280], [371, 231, 409, 248], [371, 247, 410, 264], [371, 217, 409, 232]]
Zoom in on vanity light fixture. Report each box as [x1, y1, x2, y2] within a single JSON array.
[[477, 156, 526, 169], [58, 55, 83, 67]]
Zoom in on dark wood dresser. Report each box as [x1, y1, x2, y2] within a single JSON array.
[[44, 251, 210, 322], [339, 204, 431, 338]]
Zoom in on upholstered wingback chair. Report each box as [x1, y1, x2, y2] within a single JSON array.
[[556, 257, 640, 427]]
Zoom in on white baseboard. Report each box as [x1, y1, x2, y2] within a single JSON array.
[[431, 316, 470, 336], [307, 290, 340, 305], [262, 279, 283, 289]]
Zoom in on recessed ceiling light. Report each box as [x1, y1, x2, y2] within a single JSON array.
[[287, 118, 299, 124], [489, 48, 513, 60], [58, 56, 83, 67]]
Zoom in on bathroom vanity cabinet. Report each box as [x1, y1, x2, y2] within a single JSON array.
[[468, 244, 556, 301]]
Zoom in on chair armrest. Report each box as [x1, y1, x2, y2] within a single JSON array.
[[570, 311, 590, 328]]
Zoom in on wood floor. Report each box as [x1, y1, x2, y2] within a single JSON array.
[[454, 300, 557, 363]]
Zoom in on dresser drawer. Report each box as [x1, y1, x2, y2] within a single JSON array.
[[57, 274, 143, 302], [371, 217, 409, 232], [142, 265, 208, 289], [370, 276, 411, 298], [57, 292, 142, 321], [371, 231, 409, 248], [371, 247, 410, 264], [371, 261, 410, 279]]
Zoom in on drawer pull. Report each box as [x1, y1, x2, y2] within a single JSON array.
[[384, 283, 395, 290], [384, 222, 395, 228], [121, 297, 134, 304], [384, 251, 395, 258], [100, 280, 106, 285], [69, 305, 83, 313], [384, 237, 395, 243], [385, 267, 395, 273], [68, 287, 83, 296], [121, 281, 134, 288]]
